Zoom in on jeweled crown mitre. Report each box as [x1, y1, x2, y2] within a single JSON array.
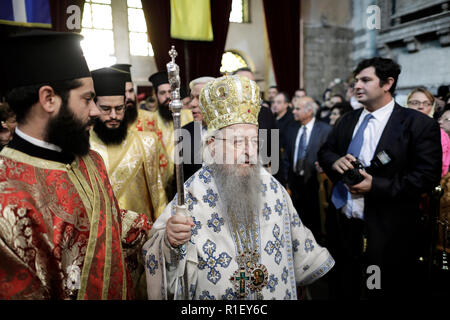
[[199, 75, 261, 131]]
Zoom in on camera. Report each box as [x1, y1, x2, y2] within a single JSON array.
[[342, 159, 365, 186]]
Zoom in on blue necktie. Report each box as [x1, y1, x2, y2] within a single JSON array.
[[331, 113, 373, 209], [295, 126, 307, 174]]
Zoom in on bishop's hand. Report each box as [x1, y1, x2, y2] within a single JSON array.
[[166, 215, 194, 247]]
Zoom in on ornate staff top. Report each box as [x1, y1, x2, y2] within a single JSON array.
[[167, 46, 182, 113]]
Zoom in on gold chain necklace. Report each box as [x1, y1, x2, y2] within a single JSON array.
[[229, 212, 268, 300]]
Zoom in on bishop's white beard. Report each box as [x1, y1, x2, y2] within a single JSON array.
[[210, 163, 262, 234]]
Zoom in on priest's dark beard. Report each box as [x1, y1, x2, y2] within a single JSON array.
[[210, 163, 262, 234], [125, 99, 138, 125], [158, 99, 173, 122], [93, 116, 128, 145], [45, 99, 95, 157]]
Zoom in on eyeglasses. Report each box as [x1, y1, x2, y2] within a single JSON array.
[[215, 137, 259, 150], [407, 100, 432, 108], [98, 104, 126, 115]]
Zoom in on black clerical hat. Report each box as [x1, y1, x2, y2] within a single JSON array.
[[4, 30, 90, 90], [110, 63, 132, 82], [91, 67, 127, 97], [149, 71, 169, 90]]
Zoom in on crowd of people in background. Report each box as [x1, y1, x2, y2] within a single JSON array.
[[255, 75, 450, 260]]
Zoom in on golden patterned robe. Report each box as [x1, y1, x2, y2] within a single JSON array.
[[150, 109, 193, 198], [151, 109, 193, 164], [130, 109, 171, 190], [131, 109, 158, 134], [90, 130, 168, 223], [0, 147, 150, 299]]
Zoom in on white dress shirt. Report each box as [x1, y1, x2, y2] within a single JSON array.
[[293, 117, 315, 166], [15, 127, 62, 152], [343, 99, 395, 219]]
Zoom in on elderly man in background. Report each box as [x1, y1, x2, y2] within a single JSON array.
[[283, 97, 332, 241], [179, 76, 215, 182]]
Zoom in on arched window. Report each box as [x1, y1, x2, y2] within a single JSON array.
[[81, 0, 116, 69], [220, 50, 250, 74], [81, 0, 154, 69], [127, 0, 154, 56], [229, 0, 250, 23]]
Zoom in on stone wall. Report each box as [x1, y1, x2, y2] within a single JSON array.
[[303, 25, 354, 101], [374, 0, 450, 96]]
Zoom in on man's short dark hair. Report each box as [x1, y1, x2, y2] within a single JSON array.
[[7, 79, 83, 124], [353, 57, 401, 95], [276, 91, 290, 103], [269, 85, 279, 91]]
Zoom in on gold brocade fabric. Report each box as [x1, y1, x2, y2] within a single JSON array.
[[0, 148, 131, 299], [152, 108, 193, 163], [130, 109, 158, 134], [130, 109, 172, 190], [150, 109, 193, 197], [90, 130, 168, 222]]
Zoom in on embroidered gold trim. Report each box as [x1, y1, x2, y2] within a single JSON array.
[[76, 155, 100, 300], [118, 220, 128, 300], [67, 160, 93, 222], [89, 160, 113, 300], [0, 147, 68, 171]]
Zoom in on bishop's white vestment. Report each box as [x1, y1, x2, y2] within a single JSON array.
[[143, 165, 335, 300]]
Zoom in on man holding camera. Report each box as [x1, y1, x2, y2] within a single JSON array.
[[318, 57, 442, 299]]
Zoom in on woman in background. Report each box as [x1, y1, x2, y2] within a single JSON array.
[[407, 88, 450, 176], [328, 101, 353, 126]]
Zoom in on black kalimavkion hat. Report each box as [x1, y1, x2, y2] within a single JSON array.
[[148, 71, 169, 91], [4, 30, 91, 90], [91, 67, 127, 97], [110, 63, 132, 82]]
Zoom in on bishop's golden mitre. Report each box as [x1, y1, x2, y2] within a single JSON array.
[[199, 75, 261, 131]]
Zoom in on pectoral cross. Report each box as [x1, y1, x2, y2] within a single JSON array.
[[230, 268, 249, 298]]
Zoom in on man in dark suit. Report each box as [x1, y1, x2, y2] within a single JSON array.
[[318, 57, 442, 299], [273, 92, 294, 147], [284, 96, 332, 240], [180, 76, 215, 182]]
